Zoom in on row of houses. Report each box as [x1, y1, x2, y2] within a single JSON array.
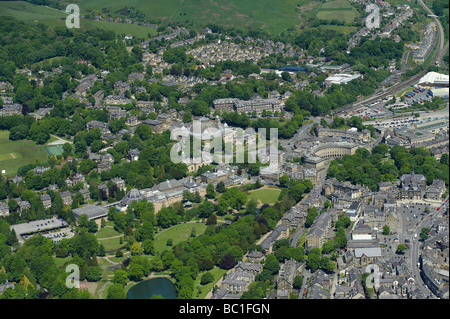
[[213, 97, 282, 115]]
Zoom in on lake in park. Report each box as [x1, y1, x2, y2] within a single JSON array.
[[126, 277, 178, 299]]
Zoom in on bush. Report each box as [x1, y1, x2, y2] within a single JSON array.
[[200, 272, 214, 285], [85, 266, 102, 282]]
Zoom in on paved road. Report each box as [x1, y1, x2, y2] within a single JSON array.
[[407, 198, 448, 298], [46, 134, 73, 145]]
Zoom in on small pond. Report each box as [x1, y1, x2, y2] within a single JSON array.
[[126, 277, 177, 299]]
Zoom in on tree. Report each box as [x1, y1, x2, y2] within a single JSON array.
[[131, 242, 143, 256], [206, 213, 217, 226], [107, 284, 126, 299], [382, 225, 390, 236], [205, 183, 216, 199], [216, 181, 226, 193], [112, 269, 128, 286], [306, 251, 320, 272], [279, 174, 289, 187], [77, 214, 90, 229], [182, 110, 193, 123], [200, 272, 214, 285], [142, 239, 155, 255], [293, 275, 303, 289], [220, 254, 236, 270], [85, 266, 102, 282], [245, 199, 258, 215], [420, 227, 430, 240], [396, 243, 407, 254], [305, 207, 318, 227], [288, 182, 307, 203]]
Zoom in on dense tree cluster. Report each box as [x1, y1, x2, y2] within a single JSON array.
[[327, 145, 449, 191]]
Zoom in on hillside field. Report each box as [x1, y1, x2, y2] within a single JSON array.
[[0, 1, 157, 38], [56, 0, 319, 34]]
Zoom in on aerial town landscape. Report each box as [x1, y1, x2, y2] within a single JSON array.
[[0, 0, 448, 305]]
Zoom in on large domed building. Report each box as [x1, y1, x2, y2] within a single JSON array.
[[117, 188, 143, 210]]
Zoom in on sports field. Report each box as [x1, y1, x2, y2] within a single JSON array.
[[0, 130, 48, 176], [315, 0, 360, 24], [45, 145, 65, 157]]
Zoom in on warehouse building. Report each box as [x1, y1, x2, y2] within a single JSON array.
[[418, 72, 449, 88]]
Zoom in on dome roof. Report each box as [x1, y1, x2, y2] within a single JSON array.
[[120, 188, 143, 206], [128, 188, 142, 199]]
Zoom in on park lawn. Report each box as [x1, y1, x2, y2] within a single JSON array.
[[96, 226, 121, 239], [247, 188, 282, 205], [97, 236, 124, 251], [193, 266, 228, 299], [154, 222, 207, 254], [0, 130, 49, 176], [53, 256, 72, 268]]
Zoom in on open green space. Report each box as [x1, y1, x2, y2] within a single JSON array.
[[57, 0, 317, 34], [247, 188, 282, 204], [0, 1, 67, 28], [315, 0, 359, 24], [193, 267, 228, 299], [96, 226, 122, 239], [97, 236, 124, 251], [0, 1, 156, 38], [0, 130, 48, 176], [153, 222, 207, 254], [88, 19, 156, 38]]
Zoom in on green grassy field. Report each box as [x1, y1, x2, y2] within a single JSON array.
[[315, 0, 360, 24], [0, 1, 67, 28], [0, 130, 48, 176], [0, 1, 156, 38], [96, 226, 122, 239], [193, 266, 228, 299], [247, 188, 282, 205], [57, 0, 316, 34], [154, 222, 207, 254]]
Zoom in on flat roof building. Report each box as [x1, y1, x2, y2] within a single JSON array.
[[325, 73, 361, 86], [419, 72, 449, 88], [72, 205, 108, 220]]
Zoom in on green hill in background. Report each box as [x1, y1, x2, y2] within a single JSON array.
[[9, 0, 324, 35]]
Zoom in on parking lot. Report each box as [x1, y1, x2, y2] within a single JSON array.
[[371, 116, 420, 129], [347, 101, 393, 120], [403, 87, 432, 105], [22, 227, 74, 243]]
